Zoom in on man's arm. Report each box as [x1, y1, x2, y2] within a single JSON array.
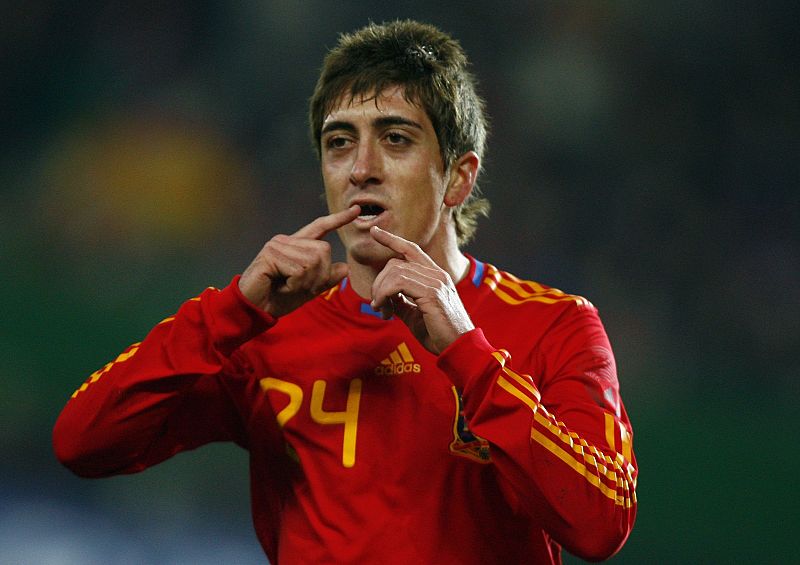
[[54, 207, 360, 477], [438, 310, 637, 561], [53, 280, 274, 477], [368, 227, 637, 561]]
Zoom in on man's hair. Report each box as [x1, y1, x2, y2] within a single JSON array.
[[309, 19, 490, 246]]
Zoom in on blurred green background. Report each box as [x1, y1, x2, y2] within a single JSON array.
[[2, 2, 797, 563]]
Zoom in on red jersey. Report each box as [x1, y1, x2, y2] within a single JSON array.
[[54, 256, 637, 564]]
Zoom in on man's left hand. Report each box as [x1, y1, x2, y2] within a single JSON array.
[[369, 226, 475, 355]]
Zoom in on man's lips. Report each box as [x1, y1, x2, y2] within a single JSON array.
[[351, 203, 387, 227]]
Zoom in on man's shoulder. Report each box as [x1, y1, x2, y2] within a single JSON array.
[[473, 261, 595, 314], [466, 259, 603, 361]]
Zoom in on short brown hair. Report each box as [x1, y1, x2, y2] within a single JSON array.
[[309, 20, 490, 246]]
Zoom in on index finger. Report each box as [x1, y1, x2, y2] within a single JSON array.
[[369, 226, 437, 267], [293, 205, 360, 239]]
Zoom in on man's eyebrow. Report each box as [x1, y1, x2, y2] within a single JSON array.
[[321, 121, 357, 136], [320, 115, 424, 136], [373, 116, 424, 130]]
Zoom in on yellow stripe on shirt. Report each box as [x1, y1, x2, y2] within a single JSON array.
[[482, 265, 591, 308], [491, 351, 635, 508], [72, 343, 141, 398]]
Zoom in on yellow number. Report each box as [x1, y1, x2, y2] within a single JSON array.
[[261, 376, 363, 469], [310, 378, 362, 468], [260, 378, 303, 427]]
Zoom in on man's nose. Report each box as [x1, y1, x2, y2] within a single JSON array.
[[349, 141, 382, 186]]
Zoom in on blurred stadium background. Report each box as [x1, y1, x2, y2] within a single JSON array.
[[1, 2, 797, 563]]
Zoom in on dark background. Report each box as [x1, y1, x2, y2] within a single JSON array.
[[2, 2, 797, 563]]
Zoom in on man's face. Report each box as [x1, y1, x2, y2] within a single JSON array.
[[320, 86, 451, 266]]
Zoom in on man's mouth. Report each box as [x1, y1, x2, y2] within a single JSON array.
[[357, 204, 385, 220]]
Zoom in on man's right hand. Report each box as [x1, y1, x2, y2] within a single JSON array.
[[239, 205, 360, 317]]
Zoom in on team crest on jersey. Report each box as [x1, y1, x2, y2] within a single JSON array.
[[449, 387, 491, 463], [374, 342, 421, 376]]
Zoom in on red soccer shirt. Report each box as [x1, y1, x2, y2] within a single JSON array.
[[54, 256, 637, 563]]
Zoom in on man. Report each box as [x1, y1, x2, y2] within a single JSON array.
[[54, 20, 637, 564]]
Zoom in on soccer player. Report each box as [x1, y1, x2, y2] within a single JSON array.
[[54, 20, 637, 564]]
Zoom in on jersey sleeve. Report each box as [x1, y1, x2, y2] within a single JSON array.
[[437, 304, 637, 561], [53, 276, 276, 478]]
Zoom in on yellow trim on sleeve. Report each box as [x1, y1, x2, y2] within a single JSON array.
[[491, 349, 635, 508], [604, 412, 616, 451], [530, 428, 630, 507], [620, 421, 633, 463], [71, 343, 141, 398], [491, 351, 541, 401], [497, 375, 538, 413]]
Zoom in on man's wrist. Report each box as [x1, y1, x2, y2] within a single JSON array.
[[204, 276, 277, 356]]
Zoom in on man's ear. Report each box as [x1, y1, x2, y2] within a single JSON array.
[[444, 151, 480, 207]]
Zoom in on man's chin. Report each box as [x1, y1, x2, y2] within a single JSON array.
[[347, 240, 396, 267]]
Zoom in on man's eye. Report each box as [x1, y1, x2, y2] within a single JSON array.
[[326, 137, 350, 149], [386, 132, 409, 145]]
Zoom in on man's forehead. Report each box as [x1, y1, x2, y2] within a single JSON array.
[[323, 85, 425, 122]]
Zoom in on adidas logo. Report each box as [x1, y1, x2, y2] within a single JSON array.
[[375, 342, 421, 375]]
